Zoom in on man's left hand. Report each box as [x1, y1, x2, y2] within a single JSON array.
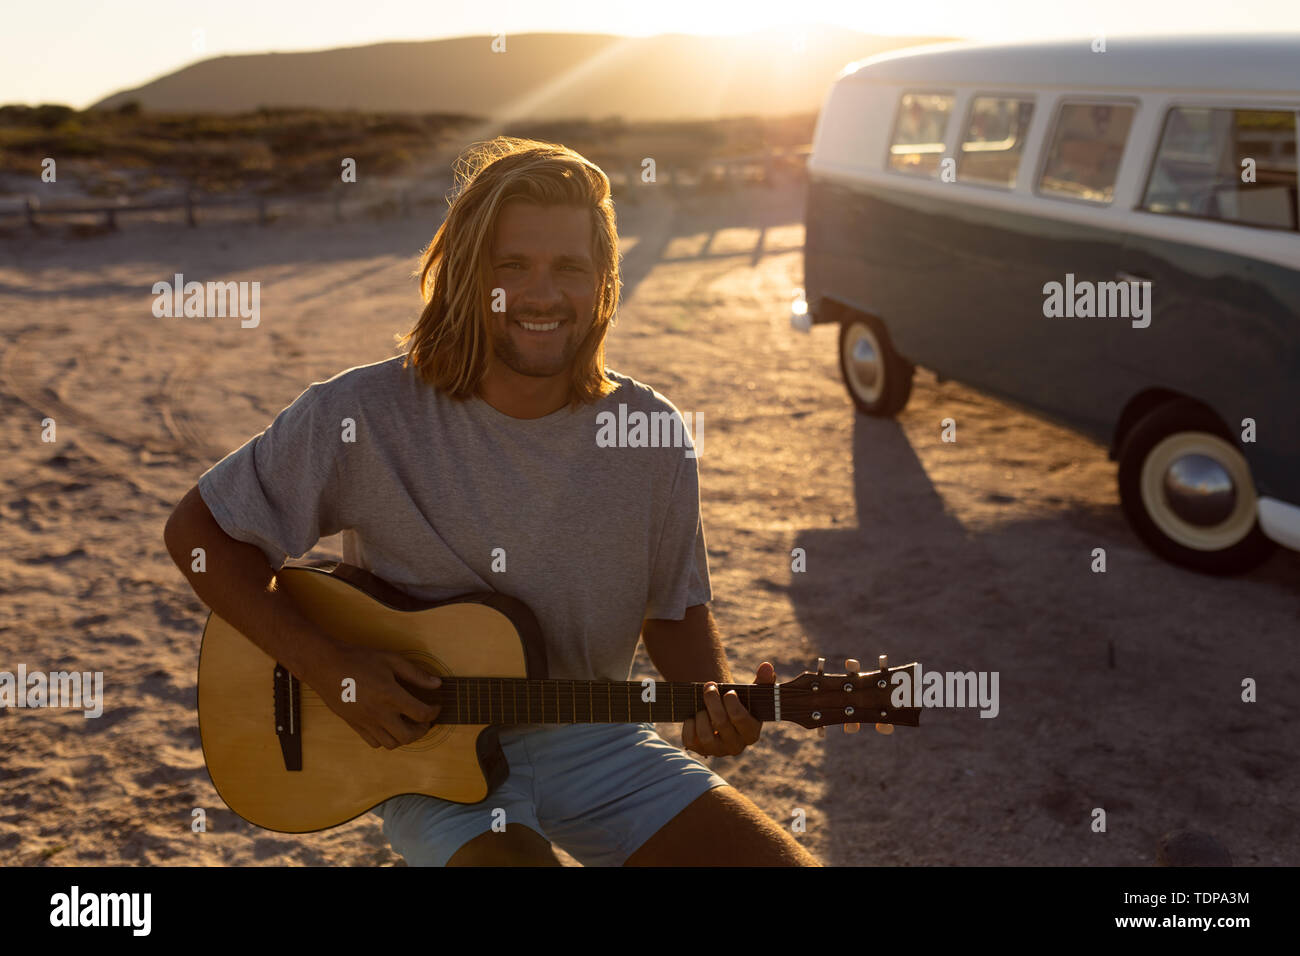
[[681, 662, 775, 757]]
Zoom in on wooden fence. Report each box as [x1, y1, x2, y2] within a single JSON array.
[[0, 186, 435, 231]]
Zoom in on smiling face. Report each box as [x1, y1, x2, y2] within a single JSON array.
[[486, 199, 598, 381]]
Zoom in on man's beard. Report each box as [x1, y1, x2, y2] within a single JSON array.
[[491, 308, 584, 378]]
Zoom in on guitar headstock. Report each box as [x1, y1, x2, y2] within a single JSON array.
[[778, 656, 921, 734]]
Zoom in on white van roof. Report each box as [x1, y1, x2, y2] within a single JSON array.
[[840, 34, 1300, 96]]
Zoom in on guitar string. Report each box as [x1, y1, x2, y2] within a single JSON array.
[[294, 682, 873, 702], [296, 685, 802, 702], [291, 675, 894, 721], [292, 684, 874, 721]]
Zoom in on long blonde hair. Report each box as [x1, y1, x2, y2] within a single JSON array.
[[397, 137, 620, 405]]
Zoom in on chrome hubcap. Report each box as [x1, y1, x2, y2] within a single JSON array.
[[1140, 432, 1256, 551], [843, 323, 883, 402], [1163, 454, 1236, 526], [852, 338, 880, 389]]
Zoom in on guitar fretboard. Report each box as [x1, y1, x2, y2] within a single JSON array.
[[432, 678, 777, 724]]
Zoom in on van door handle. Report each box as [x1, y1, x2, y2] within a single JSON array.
[[1116, 270, 1152, 284]]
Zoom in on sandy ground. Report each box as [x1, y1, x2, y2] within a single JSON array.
[[1, 180, 1297, 866]]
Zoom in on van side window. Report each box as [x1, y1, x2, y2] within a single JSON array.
[[888, 93, 955, 176], [1142, 108, 1298, 231], [958, 96, 1035, 188], [1038, 103, 1136, 203]]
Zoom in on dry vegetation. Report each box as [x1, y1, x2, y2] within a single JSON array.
[[0, 103, 474, 197], [0, 103, 815, 203]]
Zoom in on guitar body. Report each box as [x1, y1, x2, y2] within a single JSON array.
[[199, 563, 921, 834], [197, 563, 547, 832]]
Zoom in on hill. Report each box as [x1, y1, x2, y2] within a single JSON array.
[[91, 28, 945, 120]]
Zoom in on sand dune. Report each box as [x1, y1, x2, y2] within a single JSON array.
[[91, 29, 944, 120]]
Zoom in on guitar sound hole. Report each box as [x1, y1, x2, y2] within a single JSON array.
[[397, 650, 453, 750]]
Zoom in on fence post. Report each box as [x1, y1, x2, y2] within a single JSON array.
[[25, 195, 39, 229], [186, 191, 198, 227]]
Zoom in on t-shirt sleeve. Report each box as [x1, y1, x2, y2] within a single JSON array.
[[197, 383, 345, 569], [645, 451, 712, 619]]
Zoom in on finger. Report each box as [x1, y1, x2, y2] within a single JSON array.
[[389, 681, 439, 723], [393, 657, 442, 689], [390, 665, 442, 723], [701, 682, 728, 726], [380, 712, 421, 748], [395, 693, 439, 725], [398, 713, 436, 743], [722, 689, 761, 744], [754, 662, 776, 684], [682, 719, 698, 755], [686, 717, 714, 757], [702, 684, 738, 735], [692, 713, 718, 757], [373, 725, 402, 750], [701, 686, 742, 753]]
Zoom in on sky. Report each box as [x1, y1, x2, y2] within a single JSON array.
[[3, 0, 1297, 109]]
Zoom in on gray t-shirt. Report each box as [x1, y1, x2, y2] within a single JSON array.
[[197, 356, 711, 682]]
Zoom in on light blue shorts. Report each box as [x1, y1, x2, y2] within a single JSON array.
[[373, 722, 729, 866]]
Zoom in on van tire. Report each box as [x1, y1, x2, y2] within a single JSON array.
[[1116, 400, 1274, 575], [838, 316, 913, 417]]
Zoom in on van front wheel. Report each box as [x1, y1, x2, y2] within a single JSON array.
[[1117, 400, 1274, 575], [838, 317, 913, 417]]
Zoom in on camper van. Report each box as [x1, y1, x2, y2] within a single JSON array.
[[799, 34, 1300, 574]]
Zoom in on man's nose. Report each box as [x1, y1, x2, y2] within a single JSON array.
[[512, 269, 569, 317], [516, 266, 565, 307]]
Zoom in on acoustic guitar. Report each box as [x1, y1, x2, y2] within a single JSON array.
[[197, 562, 921, 832]]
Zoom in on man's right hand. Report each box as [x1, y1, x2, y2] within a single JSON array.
[[308, 641, 443, 750]]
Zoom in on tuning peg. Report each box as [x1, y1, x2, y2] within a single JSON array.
[[845, 658, 860, 675], [816, 726, 826, 738], [875, 723, 894, 735], [878, 654, 888, 671], [816, 657, 825, 676], [844, 723, 860, 733]]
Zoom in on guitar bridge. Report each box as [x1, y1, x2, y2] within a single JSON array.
[[273, 664, 302, 772]]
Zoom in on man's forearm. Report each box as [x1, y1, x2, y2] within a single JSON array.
[[641, 604, 733, 684], [164, 484, 339, 686]]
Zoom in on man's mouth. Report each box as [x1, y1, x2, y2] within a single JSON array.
[[514, 318, 565, 332]]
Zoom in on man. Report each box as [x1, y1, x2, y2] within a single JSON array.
[[164, 137, 819, 866]]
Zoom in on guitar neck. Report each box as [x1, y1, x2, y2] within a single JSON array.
[[428, 677, 777, 725]]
